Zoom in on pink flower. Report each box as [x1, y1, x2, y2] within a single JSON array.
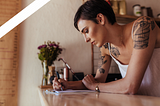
[[38, 44, 47, 49]]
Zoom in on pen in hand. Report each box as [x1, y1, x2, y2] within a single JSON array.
[[56, 71, 63, 91]]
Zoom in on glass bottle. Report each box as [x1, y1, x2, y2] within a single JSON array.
[[112, 0, 119, 14], [119, 0, 127, 15]]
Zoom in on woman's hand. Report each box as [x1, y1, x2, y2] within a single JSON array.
[[82, 74, 97, 90], [52, 77, 68, 90]]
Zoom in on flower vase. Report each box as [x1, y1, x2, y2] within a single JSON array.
[[41, 60, 49, 86]]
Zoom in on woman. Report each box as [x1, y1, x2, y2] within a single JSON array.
[[53, 0, 160, 96]]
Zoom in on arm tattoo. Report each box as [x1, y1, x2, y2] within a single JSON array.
[[111, 46, 120, 58], [99, 68, 105, 73], [101, 56, 107, 64], [98, 56, 107, 73], [133, 16, 155, 49]]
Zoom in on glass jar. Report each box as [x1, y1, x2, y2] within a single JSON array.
[[141, 6, 147, 16], [119, 0, 127, 15], [133, 4, 141, 16], [112, 0, 119, 14]]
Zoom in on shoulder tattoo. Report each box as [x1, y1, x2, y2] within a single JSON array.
[[133, 16, 155, 49], [103, 43, 108, 49], [111, 46, 120, 58]]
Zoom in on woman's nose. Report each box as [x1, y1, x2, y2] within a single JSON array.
[[84, 35, 90, 42]]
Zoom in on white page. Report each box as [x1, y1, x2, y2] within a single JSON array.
[[46, 89, 95, 94]]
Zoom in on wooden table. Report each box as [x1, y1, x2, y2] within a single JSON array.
[[38, 88, 160, 106]]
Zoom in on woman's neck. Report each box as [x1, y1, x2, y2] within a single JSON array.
[[106, 23, 125, 47]]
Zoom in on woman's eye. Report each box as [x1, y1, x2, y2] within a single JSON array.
[[84, 29, 88, 33]]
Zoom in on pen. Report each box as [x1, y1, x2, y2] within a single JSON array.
[[56, 71, 63, 91], [58, 58, 80, 81]]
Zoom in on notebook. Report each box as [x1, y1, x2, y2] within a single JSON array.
[[46, 89, 95, 94]]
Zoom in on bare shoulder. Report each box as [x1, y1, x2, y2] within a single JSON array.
[[134, 16, 155, 24], [132, 16, 156, 49]]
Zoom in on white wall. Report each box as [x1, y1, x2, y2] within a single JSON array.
[[18, 0, 91, 106], [18, 0, 160, 106]]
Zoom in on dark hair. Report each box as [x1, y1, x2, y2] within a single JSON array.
[[74, 0, 116, 31]]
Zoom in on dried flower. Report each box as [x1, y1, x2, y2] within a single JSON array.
[[37, 41, 62, 66]]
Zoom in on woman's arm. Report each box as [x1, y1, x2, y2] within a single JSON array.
[[94, 43, 112, 83], [83, 16, 158, 94], [122, 16, 157, 94], [53, 77, 87, 90], [82, 43, 112, 89], [53, 43, 112, 91]]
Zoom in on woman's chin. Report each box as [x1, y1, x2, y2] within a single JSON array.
[[96, 44, 102, 48]]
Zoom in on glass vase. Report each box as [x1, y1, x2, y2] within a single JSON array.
[[41, 60, 49, 86]]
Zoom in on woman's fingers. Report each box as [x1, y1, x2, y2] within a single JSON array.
[[82, 74, 97, 89], [83, 74, 94, 82], [53, 77, 62, 90], [89, 74, 95, 81]]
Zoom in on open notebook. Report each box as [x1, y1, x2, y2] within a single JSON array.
[[46, 89, 96, 94]]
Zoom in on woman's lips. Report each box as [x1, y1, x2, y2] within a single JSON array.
[[91, 41, 95, 45]]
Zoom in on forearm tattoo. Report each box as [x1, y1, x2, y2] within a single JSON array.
[[99, 68, 105, 73], [101, 56, 107, 64], [111, 46, 120, 58], [98, 43, 109, 73], [98, 56, 107, 73], [133, 16, 155, 49]]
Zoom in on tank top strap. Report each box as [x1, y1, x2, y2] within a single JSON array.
[[108, 43, 118, 62], [108, 43, 111, 55]]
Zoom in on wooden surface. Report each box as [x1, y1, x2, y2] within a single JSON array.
[[39, 85, 53, 89], [0, 0, 21, 106], [38, 88, 160, 106]]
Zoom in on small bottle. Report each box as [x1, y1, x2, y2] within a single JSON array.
[[112, 0, 119, 14], [59, 69, 64, 79], [119, 0, 127, 15], [64, 67, 69, 81], [47, 65, 55, 85], [141, 6, 147, 16], [146, 7, 153, 17]]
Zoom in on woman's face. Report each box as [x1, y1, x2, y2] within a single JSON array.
[[77, 18, 107, 48]]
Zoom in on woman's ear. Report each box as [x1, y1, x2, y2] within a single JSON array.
[[96, 13, 105, 25]]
